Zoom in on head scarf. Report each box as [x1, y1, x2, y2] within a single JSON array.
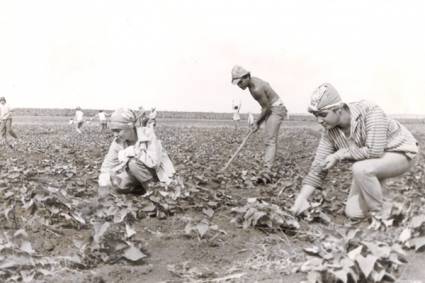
[[308, 83, 343, 113], [109, 108, 137, 129], [231, 65, 250, 84]]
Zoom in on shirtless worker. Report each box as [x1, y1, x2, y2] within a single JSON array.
[[231, 65, 288, 183]]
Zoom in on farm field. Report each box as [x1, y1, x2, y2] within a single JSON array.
[[1, 117, 424, 283]]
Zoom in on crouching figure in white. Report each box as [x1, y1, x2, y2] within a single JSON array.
[[98, 108, 175, 196]]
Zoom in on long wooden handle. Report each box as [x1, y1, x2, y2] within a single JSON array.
[[220, 130, 254, 172]]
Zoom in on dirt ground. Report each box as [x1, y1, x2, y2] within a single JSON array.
[[0, 117, 424, 283]]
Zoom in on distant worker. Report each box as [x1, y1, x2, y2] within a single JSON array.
[[98, 108, 175, 196], [137, 106, 149, 125], [232, 100, 241, 129], [98, 110, 108, 132], [148, 107, 157, 128], [231, 65, 288, 183], [247, 112, 255, 127], [0, 97, 18, 149], [74, 107, 84, 134]]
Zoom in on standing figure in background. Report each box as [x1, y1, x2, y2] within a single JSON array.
[[247, 112, 255, 128], [148, 107, 157, 128], [232, 100, 241, 130], [0, 97, 18, 149], [137, 106, 149, 127], [231, 65, 288, 183], [74, 107, 84, 134], [98, 110, 108, 132]]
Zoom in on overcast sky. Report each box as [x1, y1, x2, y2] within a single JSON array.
[[1, 0, 425, 114]]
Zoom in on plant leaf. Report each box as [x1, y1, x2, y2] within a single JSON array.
[[355, 254, 377, 278], [93, 222, 110, 243], [398, 228, 412, 243], [20, 241, 35, 254], [123, 245, 146, 262], [410, 237, 425, 252], [410, 215, 425, 229], [196, 222, 209, 238]]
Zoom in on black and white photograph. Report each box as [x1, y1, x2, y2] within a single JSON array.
[[1, 0, 424, 282]]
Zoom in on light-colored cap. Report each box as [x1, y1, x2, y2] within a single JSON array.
[[109, 108, 137, 129], [308, 83, 343, 113], [231, 65, 250, 84]]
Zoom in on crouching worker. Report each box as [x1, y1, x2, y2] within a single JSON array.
[[291, 83, 419, 219], [98, 108, 175, 196]]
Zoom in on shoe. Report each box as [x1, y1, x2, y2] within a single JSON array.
[[131, 186, 147, 196], [256, 171, 272, 184]]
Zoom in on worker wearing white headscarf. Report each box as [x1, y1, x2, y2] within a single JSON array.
[[98, 108, 175, 195]]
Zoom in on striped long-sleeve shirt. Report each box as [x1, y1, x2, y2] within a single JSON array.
[[303, 100, 419, 188]]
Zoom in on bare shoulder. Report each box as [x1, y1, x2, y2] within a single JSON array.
[[250, 77, 270, 95], [251, 77, 269, 89]]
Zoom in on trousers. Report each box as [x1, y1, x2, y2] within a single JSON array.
[[264, 105, 286, 170], [345, 152, 415, 219]]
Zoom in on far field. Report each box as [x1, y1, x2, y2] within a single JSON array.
[[0, 116, 424, 282]]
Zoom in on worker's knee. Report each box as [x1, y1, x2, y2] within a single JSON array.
[[352, 161, 375, 180]]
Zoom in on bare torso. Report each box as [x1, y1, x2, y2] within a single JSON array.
[[248, 77, 280, 109]]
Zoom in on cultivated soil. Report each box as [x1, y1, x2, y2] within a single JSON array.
[[0, 117, 424, 283]]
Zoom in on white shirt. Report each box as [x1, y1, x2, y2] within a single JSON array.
[[75, 110, 84, 122], [0, 104, 11, 120], [98, 112, 106, 121]]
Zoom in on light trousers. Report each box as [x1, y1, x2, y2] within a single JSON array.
[[110, 158, 156, 194], [345, 152, 415, 219], [1, 119, 17, 139], [263, 105, 286, 170]]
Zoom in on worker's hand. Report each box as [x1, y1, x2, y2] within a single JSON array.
[[290, 185, 315, 215], [250, 123, 259, 133], [290, 194, 310, 216], [321, 153, 339, 171], [98, 173, 112, 187]]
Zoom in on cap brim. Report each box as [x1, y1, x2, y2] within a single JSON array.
[[232, 78, 241, 85]]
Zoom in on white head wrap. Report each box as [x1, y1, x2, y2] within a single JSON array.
[[308, 83, 343, 113]]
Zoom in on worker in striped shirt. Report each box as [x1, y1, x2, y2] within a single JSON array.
[[291, 83, 419, 219]]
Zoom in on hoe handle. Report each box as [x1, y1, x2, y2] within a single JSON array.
[[220, 130, 254, 172]]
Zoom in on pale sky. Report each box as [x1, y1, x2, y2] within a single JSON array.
[[1, 0, 425, 114]]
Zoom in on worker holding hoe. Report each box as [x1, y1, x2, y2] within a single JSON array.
[[98, 108, 175, 196], [231, 65, 288, 183], [291, 83, 419, 219]]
